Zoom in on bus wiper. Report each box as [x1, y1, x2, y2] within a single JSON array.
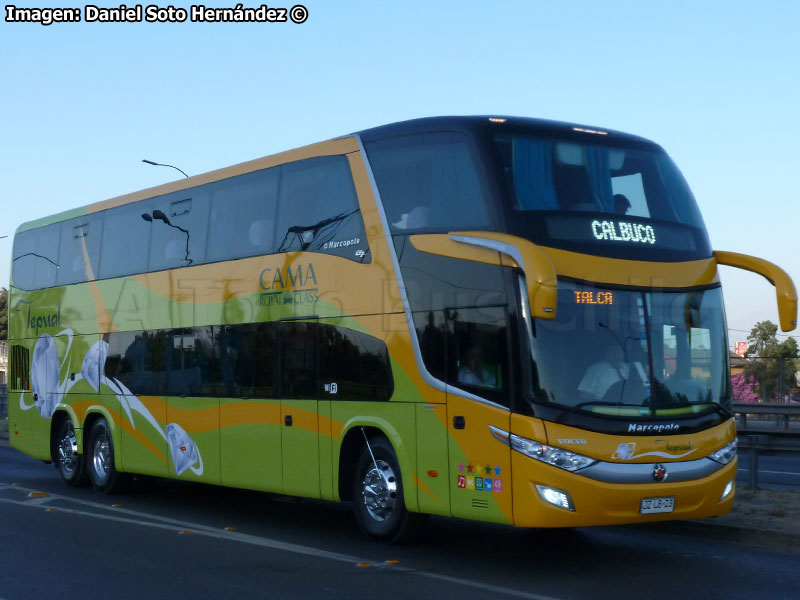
[[556, 401, 645, 423], [655, 400, 733, 419]]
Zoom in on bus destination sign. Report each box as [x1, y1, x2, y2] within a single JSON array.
[[591, 220, 656, 245]]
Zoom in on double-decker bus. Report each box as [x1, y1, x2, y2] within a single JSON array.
[[8, 116, 797, 542]]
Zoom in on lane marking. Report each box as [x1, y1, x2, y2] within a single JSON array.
[[0, 482, 563, 600], [736, 469, 800, 476]]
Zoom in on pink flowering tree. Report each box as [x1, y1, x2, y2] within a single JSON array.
[[731, 372, 760, 403]]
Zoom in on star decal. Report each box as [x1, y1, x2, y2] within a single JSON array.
[[466, 464, 474, 474], [484, 465, 492, 475], [494, 466, 501, 475], [458, 463, 465, 473]]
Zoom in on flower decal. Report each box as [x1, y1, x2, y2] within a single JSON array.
[[166, 423, 204, 476], [24, 330, 205, 480], [31, 334, 60, 418], [82, 339, 109, 392]]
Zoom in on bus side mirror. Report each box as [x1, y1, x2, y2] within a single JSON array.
[[409, 232, 558, 320], [714, 250, 798, 332]]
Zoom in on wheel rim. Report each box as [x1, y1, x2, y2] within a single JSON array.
[[57, 426, 79, 477], [92, 429, 111, 484], [360, 459, 397, 522]]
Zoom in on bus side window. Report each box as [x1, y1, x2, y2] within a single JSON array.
[[279, 321, 318, 399], [275, 156, 369, 262], [448, 307, 510, 407], [318, 323, 393, 401], [12, 224, 60, 291], [167, 327, 216, 397], [215, 323, 277, 399], [56, 214, 104, 286], [99, 200, 153, 280], [365, 132, 492, 234], [207, 168, 280, 263], [149, 188, 211, 272]]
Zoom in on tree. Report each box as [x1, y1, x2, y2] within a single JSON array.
[[0, 287, 7, 341], [744, 320, 799, 401], [731, 373, 760, 403]]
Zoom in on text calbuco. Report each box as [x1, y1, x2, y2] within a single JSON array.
[[591, 220, 657, 245]]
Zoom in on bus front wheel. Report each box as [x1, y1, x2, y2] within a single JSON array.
[[351, 436, 425, 543], [87, 418, 126, 494]]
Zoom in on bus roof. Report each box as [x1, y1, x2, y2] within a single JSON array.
[[17, 115, 656, 234], [355, 115, 657, 146]]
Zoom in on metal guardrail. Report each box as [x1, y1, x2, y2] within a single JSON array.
[[732, 403, 800, 487], [732, 402, 800, 430], [736, 432, 800, 488]]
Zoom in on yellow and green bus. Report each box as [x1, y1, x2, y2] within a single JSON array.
[[8, 116, 797, 541]]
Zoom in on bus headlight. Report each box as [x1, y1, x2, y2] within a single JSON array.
[[721, 480, 734, 501], [536, 485, 575, 511], [708, 439, 737, 465], [510, 434, 597, 472]]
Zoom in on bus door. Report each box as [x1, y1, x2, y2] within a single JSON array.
[[446, 307, 513, 524], [218, 323, 282, 493], [279, 320, 320, 499]]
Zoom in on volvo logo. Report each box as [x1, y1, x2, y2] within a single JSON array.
[[652, 464, 668, 482]]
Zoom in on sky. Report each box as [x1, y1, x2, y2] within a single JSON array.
[[1, 0, 798, 350]]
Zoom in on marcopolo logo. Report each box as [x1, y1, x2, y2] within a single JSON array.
[[591, 220, 656, 244], [15, 300, 61, 336], [627, 423, 680, 433]]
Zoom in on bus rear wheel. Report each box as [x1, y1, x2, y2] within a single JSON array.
[[54, 418, 86, 487], [87, 418, 126, 494], [351, 436, 425, 543]]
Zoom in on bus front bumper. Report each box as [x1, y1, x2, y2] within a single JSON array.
[[511, 454, 737, 528]]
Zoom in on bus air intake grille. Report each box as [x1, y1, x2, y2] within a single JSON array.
[[472, 499, 489, 510]]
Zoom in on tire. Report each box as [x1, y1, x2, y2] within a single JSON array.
[[54, 418, 87, 487], [87, 418, 126, 494], [351, 436, 426, 543]]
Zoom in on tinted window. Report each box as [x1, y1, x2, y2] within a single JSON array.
[[99, 200, 152, 279], [318, 324, 393, 401], [56, 214, 104, 286], [12, 225, 60, 290], [207, 169, 280, 262], [149, 189, 210, 272], [366, 133, 492, 233], [493, 132, 712, 261], [449, 306, 509, 407], [280, 321, 317, 399], [166, 327, 215, 396], [104, 331, 148, 394], [275, 156, 369, 262], [216, 322, 276, 398]]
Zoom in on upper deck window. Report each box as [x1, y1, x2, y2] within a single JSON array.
[[494, 132, 711, 261], [366, 132, 493, 234]]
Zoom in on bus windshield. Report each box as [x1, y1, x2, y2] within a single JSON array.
[[525, 282, 730, 419], [493, 132, 712, 261]]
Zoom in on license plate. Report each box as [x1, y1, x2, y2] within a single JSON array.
[[640, 496, 674, 514]]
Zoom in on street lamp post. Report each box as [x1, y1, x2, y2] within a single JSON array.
[[142, 159, 189, 178]]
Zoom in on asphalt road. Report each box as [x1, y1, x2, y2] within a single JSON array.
[[1, 443, 799, 600]]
